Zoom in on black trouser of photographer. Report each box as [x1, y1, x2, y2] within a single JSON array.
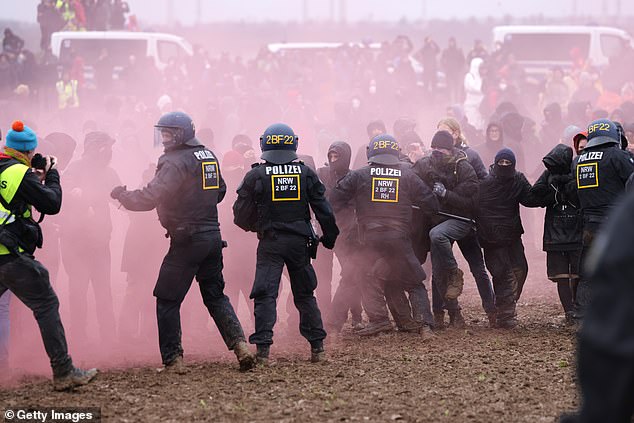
[[154, 230, 246, 365], [0, 254, 73, 377]]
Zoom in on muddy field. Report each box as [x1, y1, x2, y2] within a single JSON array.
[[0, 266, 579, 423]]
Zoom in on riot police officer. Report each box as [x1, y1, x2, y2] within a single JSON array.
[[111, 112, 256, 373], [575, 118, 634, 315], [233, 123, 339, 364], [331, 134, 438, 336]]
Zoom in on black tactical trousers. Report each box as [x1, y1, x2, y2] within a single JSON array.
[[482, 239, 528, 323], [576, 217, 604, 318], [0, 254, 73, 377], [249, 232, 326, 349], [154, 231, 246, 365], [362, 236, 433, 328], [328, 237, 363, 331]]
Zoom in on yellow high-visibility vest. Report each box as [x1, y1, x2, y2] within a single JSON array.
[[56, 79, 79, 109], [0, 163, 31, 255]]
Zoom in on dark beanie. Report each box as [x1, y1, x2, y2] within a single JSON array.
[[494, 147, 516, 166], [431, 130, 454, 150]]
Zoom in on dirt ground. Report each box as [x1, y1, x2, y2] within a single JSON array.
[[0, 273, 579, 423]]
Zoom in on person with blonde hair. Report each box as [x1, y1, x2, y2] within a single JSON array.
[[422, 118, 496, 328], [437, 117, 487, 179]]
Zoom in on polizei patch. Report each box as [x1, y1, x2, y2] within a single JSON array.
[[371, 177, 399, 202], [271, 174, 300, 201], [202, 161, 219, 189]]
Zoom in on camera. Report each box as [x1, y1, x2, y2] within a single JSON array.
[[30, 153, 47, 171]]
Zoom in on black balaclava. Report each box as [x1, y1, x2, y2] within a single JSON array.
[[493, 147, 516, 179]]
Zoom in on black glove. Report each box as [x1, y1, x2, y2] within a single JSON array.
[[320, 235, 336, 250], [432, 182, 447, 198], [110, 185, 127, 200]]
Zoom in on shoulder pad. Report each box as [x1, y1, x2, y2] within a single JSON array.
[[251, 162, 261, 169]]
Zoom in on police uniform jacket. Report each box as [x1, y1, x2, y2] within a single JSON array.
[[233, 160, 339, 241], [575, 143, 634, 217], [331, 163, 438, 241], [117, 141, 226, 234]]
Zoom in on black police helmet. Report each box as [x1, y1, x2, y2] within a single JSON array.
[[260, 123, 298, 164], [367, 134, 400, 165], [586, 118, 620, 149], [155, 111, 196, 149]]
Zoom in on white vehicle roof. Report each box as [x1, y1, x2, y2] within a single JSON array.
[[51, 31, 193, 56], [493, 25, 629, 39], [267, 41, 381, 53], [52, 30, 186, 42]]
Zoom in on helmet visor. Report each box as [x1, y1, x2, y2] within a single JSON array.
[[154, 126, 183, 149]]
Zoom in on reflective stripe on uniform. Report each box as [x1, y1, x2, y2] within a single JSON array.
[[0, 163, 30, 255]]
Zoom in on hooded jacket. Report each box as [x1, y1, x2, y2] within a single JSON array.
[[317, 141, 356, 238], [476, 122, 504, 169], [531, 144, 582, 251], [477, 164, 541, 247], [412, 149, 478, 224]]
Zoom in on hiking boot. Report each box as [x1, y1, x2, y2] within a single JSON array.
[[351, 322, 366, 332], [256, 356, 270, 367], [564, 312, 577, 326], [487, 312, 497, 328], [53, 367, 98, 391], [234, 341, 256, 372], [448, 310, 466, 329], [433, 311, 446, 330], [445, 268, 464, 300], [310, 347, 327, 363], [398, 320, 424, 333], [420, 325, 436, 341], [497, 318, 518, 329], [256, 345, 270, 367], [164, 356, 188, 374], [356, 320, 393, 337]]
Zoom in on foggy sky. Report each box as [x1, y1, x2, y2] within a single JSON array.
[[4, 0, 634, 25]]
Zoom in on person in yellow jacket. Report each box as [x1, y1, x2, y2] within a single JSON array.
[[56, 70, 79, 109], [0, 120, 96, 391]]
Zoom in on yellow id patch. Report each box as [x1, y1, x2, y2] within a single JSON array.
[[202, 161, 220, 190], [371, 177, 399, 202], [577, 162, 598, 189], [271, 174, 301, 201]]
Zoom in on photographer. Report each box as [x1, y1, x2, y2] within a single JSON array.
[[0, 120, 97, 391]]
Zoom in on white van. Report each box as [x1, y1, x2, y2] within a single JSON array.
[[492, 25, 632, 75], [50, 31, 193, 71]]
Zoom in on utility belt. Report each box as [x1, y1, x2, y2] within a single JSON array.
[[358, 221, 410, 244], [165, 224, 218, 244], [258, 222, 319, 259]]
